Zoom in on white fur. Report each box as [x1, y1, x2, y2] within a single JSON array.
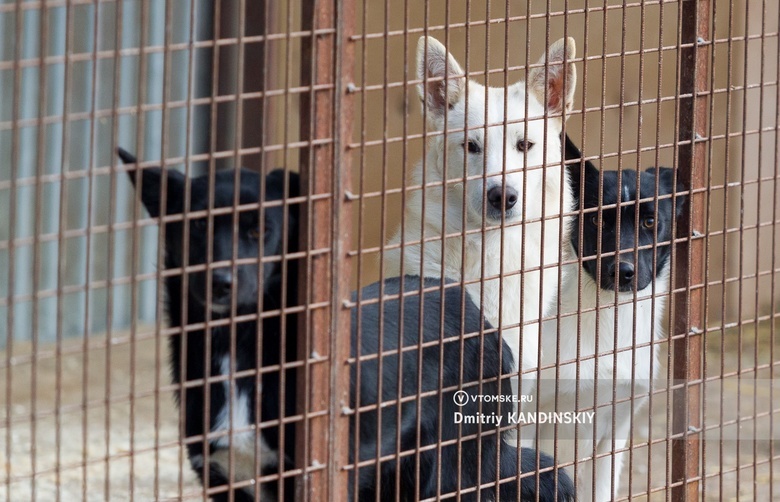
[[532, 260, 669, 502], [209, 355, 276, 498], [385, 37, 576, 385], [210, 303, 231, 315]]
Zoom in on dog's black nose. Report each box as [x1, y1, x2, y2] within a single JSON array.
[[617, 261, 635, 286], [212, 270, 233, 298], [487, 186, 518, 211]]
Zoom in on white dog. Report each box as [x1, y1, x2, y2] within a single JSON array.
[[384, 36, 576, 390]]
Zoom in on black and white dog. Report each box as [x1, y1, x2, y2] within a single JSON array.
[[120, 150, 573, 501], [118, 149, 299, 501], [534, 136, 686, 501], [351, 276, 574, 501]]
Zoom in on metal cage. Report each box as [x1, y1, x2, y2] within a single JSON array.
[[1, 0, 778, 500]]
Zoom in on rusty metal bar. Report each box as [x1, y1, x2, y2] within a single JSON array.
[[297, 0, 354, 499], [328, 1, 356, 496], [671, 0, 710, 499]]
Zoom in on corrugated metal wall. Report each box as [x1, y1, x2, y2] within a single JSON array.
[[0, 0, 210, 345]]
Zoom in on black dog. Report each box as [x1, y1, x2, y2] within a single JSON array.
[[351, 276, 574, 501], [118, 149, 299, 501], [121, 150, 572, 501]]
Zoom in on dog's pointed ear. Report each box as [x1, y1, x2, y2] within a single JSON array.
[[284, 170, 301, 199], [563, 134, 599, 201], [117, 148, 184, 218], [417, 36, 465, 119], [648, 166, 687, 218], [563, 133, 583, 186], [265, 169, 301, 200], [563, 133, 582, 197], [529, 37, 577, 119], [265, 169, 301, 250]]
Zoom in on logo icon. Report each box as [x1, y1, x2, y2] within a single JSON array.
[[453, 390, 469, 407]]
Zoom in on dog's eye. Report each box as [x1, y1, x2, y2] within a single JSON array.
[[463, 140, 481, 154], [254, 225, 272, 241], [589, 214, 599, 226], [642, 217, 656, 229], [248, 225, 272, 240], [516, 138, 534, 152]]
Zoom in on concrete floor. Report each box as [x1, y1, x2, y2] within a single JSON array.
[[0, 330, 199, 501]]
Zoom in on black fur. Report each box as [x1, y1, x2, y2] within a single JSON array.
[[118, 148, 298, 501], [120, 148, 573, 501], [350, 277, 575, 501], [564, 135, 687, 292]]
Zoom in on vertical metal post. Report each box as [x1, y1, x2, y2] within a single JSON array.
[[298, 0, 354, 499], [672, 0, 709, 499]]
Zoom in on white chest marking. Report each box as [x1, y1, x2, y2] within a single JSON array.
[[207, 355, 276, 496]]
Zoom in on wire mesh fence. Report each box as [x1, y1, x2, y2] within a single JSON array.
[[1, 0, 778, 500]]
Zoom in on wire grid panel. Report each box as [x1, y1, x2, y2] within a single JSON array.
[[1, 1, 204, 499], [0, 0, 779, 501], [348, 0, 778, 501], [1, 0, 351, 499]]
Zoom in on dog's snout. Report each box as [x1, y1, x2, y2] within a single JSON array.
[[487, 186, 518, 212], [212, 269, 233, 298], [505, 187, 518, 209], [606, 261, 635, 289], [614, 261, 635, 287]]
